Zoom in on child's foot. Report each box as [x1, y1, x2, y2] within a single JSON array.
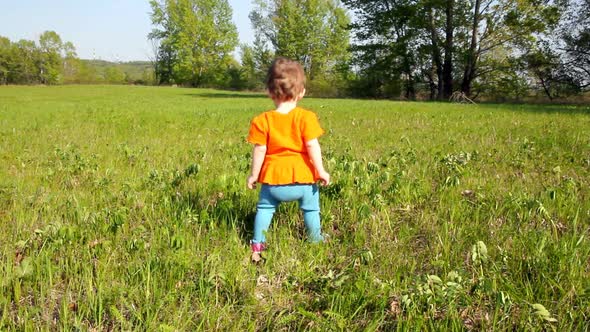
[[309, 234, 325, 244], [251, 251, 263, 263], [251, 243, 267, 263]]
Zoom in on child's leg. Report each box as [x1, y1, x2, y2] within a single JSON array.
[[252, 185, 279, 249], [299, 184, 323, 243]]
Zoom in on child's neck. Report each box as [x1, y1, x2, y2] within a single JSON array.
[[274, 100, 298, 114]]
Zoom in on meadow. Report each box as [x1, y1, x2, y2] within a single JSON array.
[[0, 85, 589, 331]]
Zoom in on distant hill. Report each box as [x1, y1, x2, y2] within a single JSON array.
[[81, 59, 153, 82]]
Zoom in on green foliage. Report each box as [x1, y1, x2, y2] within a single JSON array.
[[521, 46, 582, 100], [540, 0, 590, 94], [0, 85, 589, 330], [344, 0, 563, 100], [238, 44, 258, 90], [0, 36, 10, 84], [250, 0, 350, 91], [69, 60, 155, 85], [38, 31, 64, 84], [0, 31, 146, 86], [149, 0, 239, 87], [473, 51, 531, 102], [238, 36, 274, 90], [104, 66, 126, 84], [0, 31, 76, 85], [343, 0, 423, 99]]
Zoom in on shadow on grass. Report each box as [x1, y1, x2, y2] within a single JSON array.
[[478, 102, 590, 115], [183, 91, 266, 99], [170, 190, 256, 246]]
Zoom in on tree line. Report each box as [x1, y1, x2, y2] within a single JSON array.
[[342, 0, 589, 100], [149, 0, 351, 95], [2, 0, 588, 102], [0, 32, 155, 85], [149, 0, 588, 101]]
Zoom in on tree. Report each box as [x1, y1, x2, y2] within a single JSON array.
[[239, 44, 259, 89], [239, 34, 274, 90], [149, 0, 239, 86], [224, 58, 248, 90], [75, 61, 102, 84], [0, 32, 79, 85], [345, 0, 560, 100], [252, 34, 274, 85], [458, 0, 561, 97], [104, 66, 126, 84], [11, 39, 40, 84], [515, 0, 587, 99], [442, 0, 456, 99], [474, 46, 530, 100], [559, 0, 590, 90], [38, 31, 64, 84], [141, 67, 157, 85], [61, 41, 78, 83], [343, 0, 432, 99], [0, 36, 10, 84], [422, 0, 445, 99], [250, 0, 350, 82]]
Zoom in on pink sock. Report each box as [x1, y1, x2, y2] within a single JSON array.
[[251, 243, 266, 253]]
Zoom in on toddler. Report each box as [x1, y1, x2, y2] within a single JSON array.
[[246, 57, 330, 258]]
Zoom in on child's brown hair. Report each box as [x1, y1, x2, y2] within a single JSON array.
[[266, 57, 306, 102]]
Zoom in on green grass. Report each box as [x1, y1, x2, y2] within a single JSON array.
[[0, 85, 589, 330]]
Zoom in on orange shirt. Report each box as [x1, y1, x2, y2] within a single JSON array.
[[247, 107, 324, 185]]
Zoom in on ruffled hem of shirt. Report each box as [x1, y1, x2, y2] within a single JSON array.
[[258, 162, 317, 185]]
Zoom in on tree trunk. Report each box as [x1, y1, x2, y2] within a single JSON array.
[[428, 66, 437, 100], [428, 7, 444, 100], [539, 77, 554, 100], [461, 0, 481, 97], [443, 0, 454, 99], [405, 72, 416, 100]]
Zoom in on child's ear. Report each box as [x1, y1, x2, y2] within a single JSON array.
[[299, 88, 306, 100]]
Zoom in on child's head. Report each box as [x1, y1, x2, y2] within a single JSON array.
[[266, 57, 306, 102]]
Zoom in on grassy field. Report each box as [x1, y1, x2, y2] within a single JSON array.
[[0, 85, 589, 330]]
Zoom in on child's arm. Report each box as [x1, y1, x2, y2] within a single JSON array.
[[247, 144, 267, 189], [306, 139, 330, 186]]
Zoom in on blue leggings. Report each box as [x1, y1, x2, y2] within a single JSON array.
[[252, 184, 323, 244]]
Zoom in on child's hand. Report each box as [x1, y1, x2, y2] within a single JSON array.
[[318, 170, 330, 186], [247, 174, 258, 189]]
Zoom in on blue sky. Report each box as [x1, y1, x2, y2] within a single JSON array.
[[0, 0, 254, 61]]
